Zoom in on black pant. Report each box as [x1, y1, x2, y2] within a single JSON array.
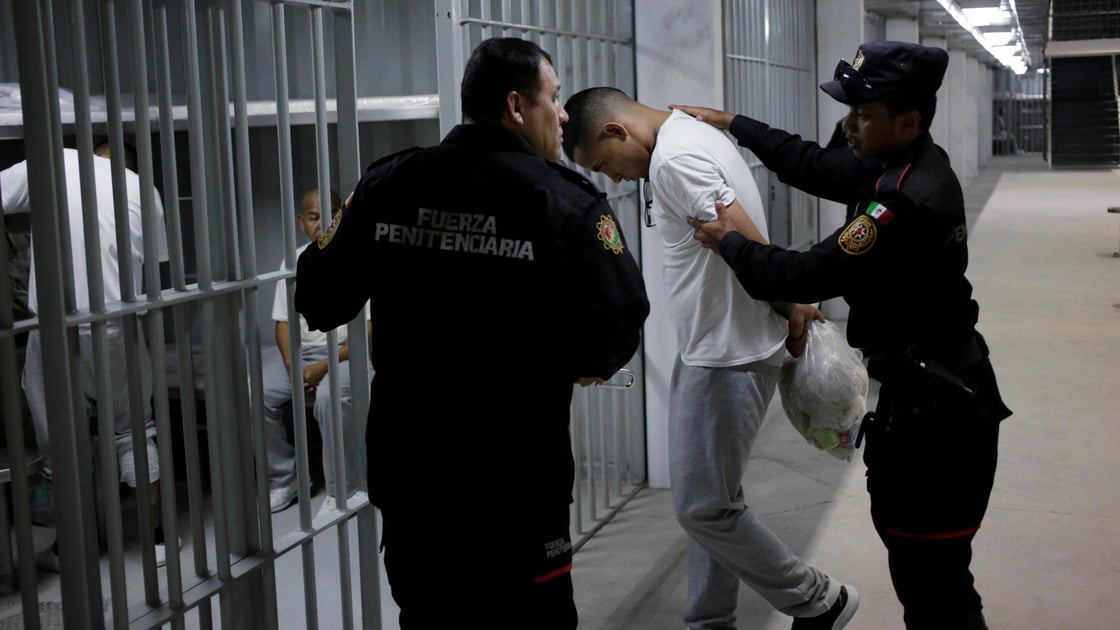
[[380, 502, 577, 630], [863, 363, 1003, 630]]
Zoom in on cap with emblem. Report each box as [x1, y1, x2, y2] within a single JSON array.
[[820, 40, 949, 105]]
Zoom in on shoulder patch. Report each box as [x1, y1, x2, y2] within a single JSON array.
[[317, 207, 343, 250], [837, 215, 877, 255], [596, 215, 625, 254], [864, 201, 895, 225]]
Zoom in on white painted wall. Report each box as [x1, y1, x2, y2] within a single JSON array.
[[634, 0, 723, 488], [816, 0, 864, 321], [979, 65, 994, 166], [885, 17, 919, 43], [922, 36, 950, 150], [964, 54, 980, 181], [947, 47, 970, 186]]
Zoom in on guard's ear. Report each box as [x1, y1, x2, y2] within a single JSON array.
[[899, 109, 921, 133], [504, 91, 525, 126]]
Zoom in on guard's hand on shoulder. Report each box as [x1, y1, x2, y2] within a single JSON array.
[[668, 105, 735, 130]]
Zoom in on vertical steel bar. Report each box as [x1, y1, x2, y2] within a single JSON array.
[[181, 3, 235, 603], [171, 11, 215, 623], [500, 0, 511, 35], [623, 374, 633, 488], [46, 0, 111, 620], [270, 5, 320, 626], [313, 9, 357, 630], [569, 390, 584, 535], [436, 0, 466, 136], [309, 6, 354, 630], [11, 0, 102, 625], [204, 10, 261, 628], [551, 2, 562, 98], [613, 390, 622, 497], [331, 5, 382, 626], [182, 0, 213, 290], [125, 0, 184, 611], [170, 306, 207, 573], [66, 0, 132, 623], [585, 388, 596, 525], [151, 1, 186, 291], [224, 7, 278, 625], [586, 0, 596, 87], [0, 121, 40, 630], [597, 389, 607, 513]]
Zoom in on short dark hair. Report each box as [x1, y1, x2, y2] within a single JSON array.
[[93, 138, 138, 173], [882, 92, 937, 132], [561, 87, 632, 161], [460, 37, 553, 126], [300, 187, 342, 212]]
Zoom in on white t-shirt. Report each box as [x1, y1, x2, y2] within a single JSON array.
[[0, 148, 169, 314], [272, 242, 369, 348], [649, 109, 787, 367]]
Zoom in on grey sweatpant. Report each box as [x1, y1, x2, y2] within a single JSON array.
[[669, 355, 839, 629], [261, 344, 367, 497], [23, 326, 159, 487]]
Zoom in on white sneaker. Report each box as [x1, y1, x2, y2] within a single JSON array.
[[316, 491, 368, 520], [269, 485, 297, 512], [154, 529, 181, 567], [315, 494, 338, 521]]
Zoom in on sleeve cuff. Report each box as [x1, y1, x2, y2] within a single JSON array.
[[719, 230, 751, 263]]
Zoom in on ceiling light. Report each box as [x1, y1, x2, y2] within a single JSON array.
[[961, 7, 1011, 27], [983, 31, 1016, 46], [934, 0, 1029, 74]]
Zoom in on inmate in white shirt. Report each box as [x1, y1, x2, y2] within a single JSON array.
[[0, 148, 169, 314], [272, 242, 368, 348], [648, 109, 787, 368]]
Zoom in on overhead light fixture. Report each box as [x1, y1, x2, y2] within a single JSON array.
[[961, 7, 1012, 28], [934, 0, 1029, 74], [983, 31, 1016, 46]]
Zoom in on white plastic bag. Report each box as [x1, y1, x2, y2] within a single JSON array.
[[778, 320, 868, 461]]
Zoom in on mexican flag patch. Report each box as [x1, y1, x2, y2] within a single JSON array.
[[864, 201, 895, 225]]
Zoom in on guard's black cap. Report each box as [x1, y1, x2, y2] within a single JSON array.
[[820, 40, 949, 105]]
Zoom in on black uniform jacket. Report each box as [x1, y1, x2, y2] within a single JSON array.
[[720, 115, 979, 357], [295, 124, 650, 512]]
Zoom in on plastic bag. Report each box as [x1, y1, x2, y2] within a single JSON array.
[[778, 320, 868, 462]]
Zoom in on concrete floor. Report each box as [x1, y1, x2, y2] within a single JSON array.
[[6, 154, 1120, 629]]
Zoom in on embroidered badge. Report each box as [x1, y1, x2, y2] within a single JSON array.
[[864, 201, 895, 225], [837, 215, 876, 255], [317, 207, 343, 250], [596, 215, 624, 254], [853, 49, 865, 70]]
